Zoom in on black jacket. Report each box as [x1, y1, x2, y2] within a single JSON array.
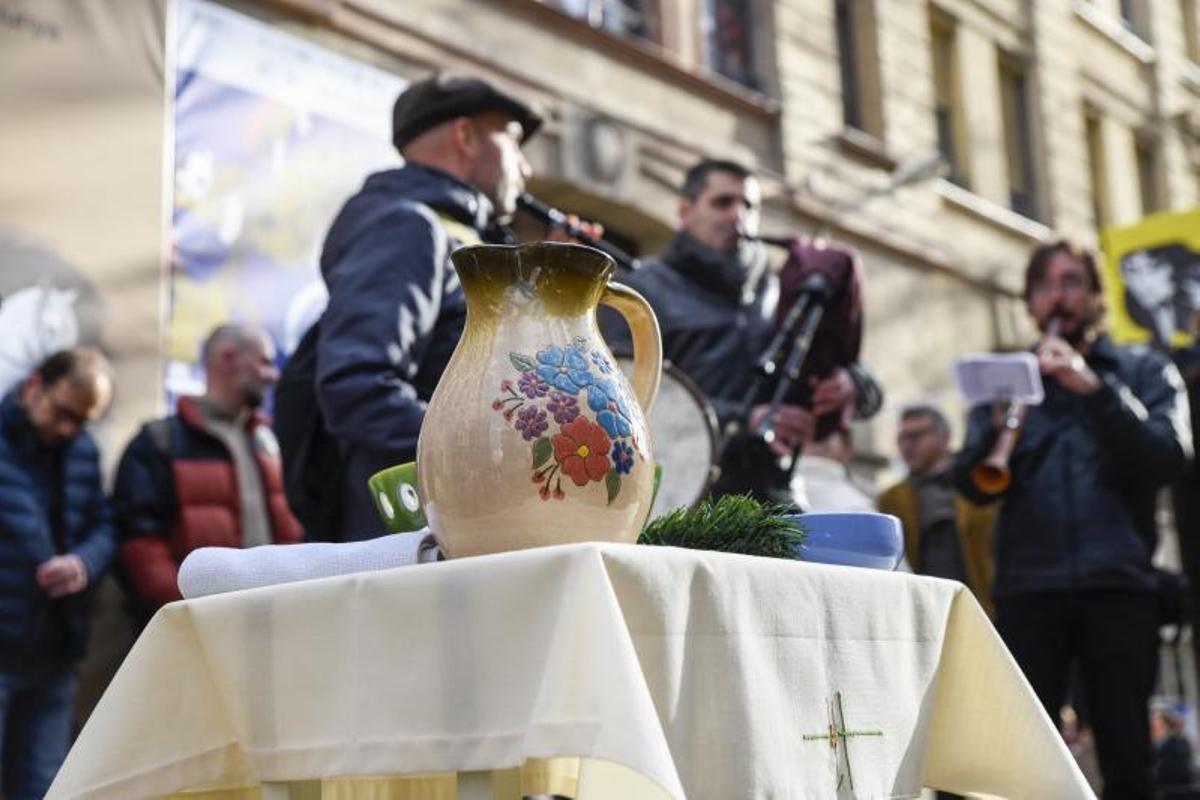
[[955, 335, 1192, 597], [316, 164, 495, 538], [600, 232, 777, 429], [600, 233, 882, 504], [601, 233, 883, 430]]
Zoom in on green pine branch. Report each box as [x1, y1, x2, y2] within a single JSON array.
[[637, 494, 806, 560]]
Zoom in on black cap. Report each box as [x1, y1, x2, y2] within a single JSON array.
[[392, 74, 543, 151]]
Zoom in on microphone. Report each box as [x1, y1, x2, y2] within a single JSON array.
[[738, 230, 795, 249], [516, 193, 641, 271]]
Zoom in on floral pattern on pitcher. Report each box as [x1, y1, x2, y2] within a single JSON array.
[[494, 338, 644, 503]]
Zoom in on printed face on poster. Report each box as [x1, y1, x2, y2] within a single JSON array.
[[168, 0, 405, 400], [1102, 207, 1200, 351]]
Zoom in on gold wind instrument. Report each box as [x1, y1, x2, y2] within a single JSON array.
[[970, 317, 1061, 495]]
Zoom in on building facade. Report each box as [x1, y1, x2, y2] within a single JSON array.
[[247, 0, 1200, 476]]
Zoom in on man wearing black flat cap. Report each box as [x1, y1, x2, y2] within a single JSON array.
[[300, 74, 544, 539]]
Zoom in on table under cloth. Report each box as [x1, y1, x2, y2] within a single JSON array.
[[48, 542, 1093, 799]]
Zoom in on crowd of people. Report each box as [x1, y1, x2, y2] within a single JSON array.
[[2, 72, 1198, 800]]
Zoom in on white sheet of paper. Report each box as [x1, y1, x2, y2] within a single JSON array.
[[953, 352, 1044, 405]]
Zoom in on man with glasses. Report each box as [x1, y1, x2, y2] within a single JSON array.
[[956, 240, 1192, 800], [0, 347, 115, 800], [878, 404, 994, 614]]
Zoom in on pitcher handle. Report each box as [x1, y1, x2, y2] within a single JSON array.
[[600, 281, 662, 413]]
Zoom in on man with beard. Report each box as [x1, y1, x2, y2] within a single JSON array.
[[114, 324, 303, 621], [311, 74, 542, 538], [955, 241, 1192, 800], [601, 158, 881, 506]]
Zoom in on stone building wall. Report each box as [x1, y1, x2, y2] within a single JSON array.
[[249, 0, 1200, 480]]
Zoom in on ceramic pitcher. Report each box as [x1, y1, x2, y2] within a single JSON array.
[[416, 242, 662, 558]]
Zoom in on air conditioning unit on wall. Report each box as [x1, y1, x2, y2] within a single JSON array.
[[560, 105, 638, 202]]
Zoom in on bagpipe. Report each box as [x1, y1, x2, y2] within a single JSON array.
[[517, 153, 948, 510], [518, 192, 867, 510], [710, 235, 865, 507]]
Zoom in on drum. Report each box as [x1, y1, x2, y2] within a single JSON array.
[[618, 358, 720, 517]]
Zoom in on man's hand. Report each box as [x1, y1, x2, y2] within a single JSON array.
[[749, 403, 814, 457], [545, 214, 604, 245], [809, 368, 857, 417], [1037, 335, 1101, 395], [36, 554, 89, 598]]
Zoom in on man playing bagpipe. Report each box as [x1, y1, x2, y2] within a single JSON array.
[[602, 158, 882, 508]]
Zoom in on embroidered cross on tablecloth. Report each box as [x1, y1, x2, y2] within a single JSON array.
[[801, 691, 884, 791]]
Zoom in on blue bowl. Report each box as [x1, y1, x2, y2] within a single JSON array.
[[788, 512, 904, 571]]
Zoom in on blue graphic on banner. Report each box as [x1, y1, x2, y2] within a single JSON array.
[[167, 0, 401, 402]]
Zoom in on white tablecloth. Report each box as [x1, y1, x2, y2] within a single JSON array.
[[49, 543, 1093, 799]]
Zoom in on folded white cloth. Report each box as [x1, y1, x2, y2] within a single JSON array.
[[178, 530, 440, 599]]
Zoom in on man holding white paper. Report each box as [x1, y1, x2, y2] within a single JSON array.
[[955, 241, 1192, 800]]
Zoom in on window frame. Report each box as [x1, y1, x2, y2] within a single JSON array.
[[1084, 108, 1110, 229], [997, 52, 1041, 221], [929, 7, 969, 188], [1134, 134, 1160, 215], [549, 0, 663, 44], [1183, 0, 1200, 63], [836, 0, 885, 139]]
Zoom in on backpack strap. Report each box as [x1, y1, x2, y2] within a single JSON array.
[[435, 212, 483, 248]]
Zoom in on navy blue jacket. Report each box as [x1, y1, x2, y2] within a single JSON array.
[[0, 391, 115, 668], [316, 164, 494, 538], [955, 335, 1192, 597]]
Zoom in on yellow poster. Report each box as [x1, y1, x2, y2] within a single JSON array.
[[1101, 207, 1200, 348]]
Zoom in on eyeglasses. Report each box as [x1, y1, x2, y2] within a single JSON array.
[[48, 395, 91, 428], [35, 385, 94, 430], [897, 427, 935, 445], [1030, 274, 1089, 297]]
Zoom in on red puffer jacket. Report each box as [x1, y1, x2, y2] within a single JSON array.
[[113, 397, 303, 616]]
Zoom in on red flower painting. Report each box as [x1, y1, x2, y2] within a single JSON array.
[[552, 417, 612, 486]]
